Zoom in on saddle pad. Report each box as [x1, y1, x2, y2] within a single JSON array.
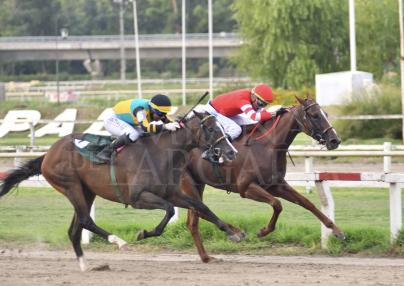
[[74, 133, 114, 164]]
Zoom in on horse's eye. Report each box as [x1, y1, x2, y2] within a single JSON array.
[[312, 114, 319, 119], [208, 127, 214, 132]]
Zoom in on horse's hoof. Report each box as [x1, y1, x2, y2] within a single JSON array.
[[202, 256, 223, 263], [239, 230, 247, 239], [136, 230, 145, 241], [334, 231, 346, 240], [256, 227, 270, 238], [228, 233, 242, 242]]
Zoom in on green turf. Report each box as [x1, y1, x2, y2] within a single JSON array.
[[0, 185, 401, 256]]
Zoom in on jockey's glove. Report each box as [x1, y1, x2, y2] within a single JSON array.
[[164, 121, 181, 131], [275, 107, 288, 117]]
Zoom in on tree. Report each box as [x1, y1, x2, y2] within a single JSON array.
[[233, 0, 349, 88], [355, 0, 399, 78]]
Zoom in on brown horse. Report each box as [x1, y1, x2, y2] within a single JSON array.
[[180, 97, 345, 262], [0, 111, 244, 271]]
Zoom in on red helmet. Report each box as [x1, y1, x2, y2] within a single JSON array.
[[252, 84, 273, 104]]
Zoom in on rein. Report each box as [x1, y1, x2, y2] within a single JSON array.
[[244, 114, 282, 146], [197, 114, 227, 151]]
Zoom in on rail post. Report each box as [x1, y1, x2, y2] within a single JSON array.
[[315, 180, 334, 249], [82, 202, 95, 244], [169, 207, 179, 224], [14, 146, 25, 168], [389, 182, 402, 242], [384, 142, 392, 173], [305, 156, 314, 193], [29, 121, 35, 147]]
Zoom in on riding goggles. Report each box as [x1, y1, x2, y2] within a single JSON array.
[[151, 107, 166, 117], [256, 97, 268, 108]]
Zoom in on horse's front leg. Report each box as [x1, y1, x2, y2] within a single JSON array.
[[244, 182, 283, 237], [132, 191, 175, 240], [266, 181, 345, 239]]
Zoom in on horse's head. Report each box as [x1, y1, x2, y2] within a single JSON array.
[[185, 111, 238, 163], [294, 96, 341, 150]]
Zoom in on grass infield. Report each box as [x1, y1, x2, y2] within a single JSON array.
[[0, 185, 403, 256]]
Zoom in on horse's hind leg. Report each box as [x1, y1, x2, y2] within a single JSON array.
[[266, 181, 345, 239], [68, 188, 95, 272], [133, 192, 175, 240], [47, 179, 127, 270], [244, 182, 283, 237], [69, 193, 128, 250]]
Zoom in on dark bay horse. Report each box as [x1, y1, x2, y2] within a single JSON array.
[[0, 111, 243, 271], [181, 97, 345, 262]]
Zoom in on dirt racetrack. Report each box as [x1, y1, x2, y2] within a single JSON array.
[[1, 249, 404, 286]]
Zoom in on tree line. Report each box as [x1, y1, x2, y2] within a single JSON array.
[[0, 0, 400, 89]]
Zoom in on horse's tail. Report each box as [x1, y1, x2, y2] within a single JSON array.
[[0, 155, 45, 197]]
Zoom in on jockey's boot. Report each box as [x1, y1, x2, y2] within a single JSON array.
[[96, 134, 132, 162]]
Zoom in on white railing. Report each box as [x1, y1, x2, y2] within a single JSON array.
[[1, 144, 403, 245], [4, 77, 252, 100], [0, 33, 240, 43]]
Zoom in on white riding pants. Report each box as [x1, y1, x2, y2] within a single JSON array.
[[203, 103, 242, 140], [103, 114, 140, 141]]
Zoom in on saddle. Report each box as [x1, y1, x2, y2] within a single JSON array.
[[74, 134, 115, 164], [74, 133, 128, 205]]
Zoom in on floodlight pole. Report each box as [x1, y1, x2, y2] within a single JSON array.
[[349, 0, 357, 72], [399, 0, 404, 143], [208, 0, 213, 99], [132, 0, 142, 98], [117, 0, 126, 81], [55, 18, 60, 105], [181, 0, 186, 106]]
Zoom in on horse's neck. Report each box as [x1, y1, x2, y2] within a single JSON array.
[[259, 111, 300, 150], [158, 126, 195, 152]]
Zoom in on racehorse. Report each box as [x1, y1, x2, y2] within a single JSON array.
[[180, 97, 345, 262], [0, 111, 243, 271]]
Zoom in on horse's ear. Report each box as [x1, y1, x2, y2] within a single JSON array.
[[193, 110, 203, 119], [295, 95, 305, 105]]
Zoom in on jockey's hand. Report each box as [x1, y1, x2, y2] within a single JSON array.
[[275, 107, 288, 116], [164, 122, 181, 131]]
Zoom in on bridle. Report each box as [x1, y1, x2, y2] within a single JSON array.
[[297, 102, 333, 144], [198, 114, 228, 157], [181, 114, 228, 158]]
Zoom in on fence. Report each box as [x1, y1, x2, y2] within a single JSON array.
[[3, 77, 252, 103], [0, 144, 403, 246], [285, 171, 404, 247]]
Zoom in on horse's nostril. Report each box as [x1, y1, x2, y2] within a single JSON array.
[[227, 150, 235, 158], [330, 138, 341, 146]]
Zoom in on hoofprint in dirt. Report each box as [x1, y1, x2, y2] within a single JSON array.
[[1, 250, 404, 286]]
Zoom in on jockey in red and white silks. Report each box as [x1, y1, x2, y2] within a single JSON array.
[[205, 84, 287, 140]]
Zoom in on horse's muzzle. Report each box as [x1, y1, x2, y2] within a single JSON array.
[[224, 149, 237, 161], [326, 137, 341, 150]]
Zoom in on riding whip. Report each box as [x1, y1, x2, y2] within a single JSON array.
[[178, 91, 210, 123]]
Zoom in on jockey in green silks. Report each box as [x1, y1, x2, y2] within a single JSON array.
[[96, 94, 180, 161]]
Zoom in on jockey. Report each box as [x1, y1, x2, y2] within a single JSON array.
[[204, 83, 287, 140], [96, 94, 180, 161]]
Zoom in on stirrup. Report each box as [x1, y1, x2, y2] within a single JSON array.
[[96, 147, 113, 162]]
